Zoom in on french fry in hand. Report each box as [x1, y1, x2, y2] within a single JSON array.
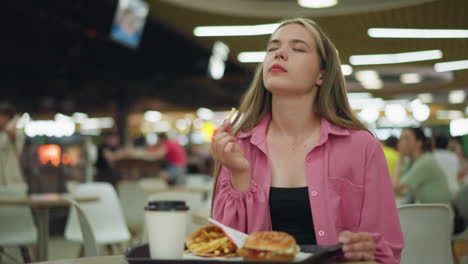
[[227, 107, 237, 121]]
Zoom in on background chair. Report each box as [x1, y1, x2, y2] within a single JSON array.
[[138, 178, 168, 194], [65, 182, 130, 255], [398, 203, 454, 264], [117, 181, 147, 245], [453, 184, 468, 264], [0, 186, 37, 263], [64, 198, 99, 257]]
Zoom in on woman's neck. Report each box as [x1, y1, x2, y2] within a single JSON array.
[[269, 94, 321, 140], [411, 149, 425, 161]]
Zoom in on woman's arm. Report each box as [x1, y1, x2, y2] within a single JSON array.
[[342, 138, 404, 264]]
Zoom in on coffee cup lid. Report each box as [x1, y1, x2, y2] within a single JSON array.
[[145, 200, 189, 211]]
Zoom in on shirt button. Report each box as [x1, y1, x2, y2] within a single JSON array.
[[306, 156, 312, 162], [318, 230, 325, 237], [310, 191, 318, 197]]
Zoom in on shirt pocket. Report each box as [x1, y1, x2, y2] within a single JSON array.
[[329, 177, 364, 231]]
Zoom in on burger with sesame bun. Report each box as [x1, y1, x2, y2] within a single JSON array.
[[237, 231, 300, 261]]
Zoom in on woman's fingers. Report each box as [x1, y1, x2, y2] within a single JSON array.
[[339, 231, 375, 261], [344, 252, 375, 261], [342, 240, 375, 252], [216, 135, 236, 162], [212, 132, 236, 162]]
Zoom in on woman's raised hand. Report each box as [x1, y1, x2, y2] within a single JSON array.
[[211, 120, 250, 174]]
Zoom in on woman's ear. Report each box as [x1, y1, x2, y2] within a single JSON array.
[[316, 71, 324, 87]]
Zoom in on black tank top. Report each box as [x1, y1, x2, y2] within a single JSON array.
[[269, 186, 317, 245]]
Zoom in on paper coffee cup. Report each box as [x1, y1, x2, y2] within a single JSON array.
[[145, 200, 189, 259]]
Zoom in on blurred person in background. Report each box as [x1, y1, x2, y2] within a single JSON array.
[[393, 127, 451, 204], [433, 134, 460, 197], [211, 18, 402, 263], [382, 136, 399, 182], [95, 130, 127, 185], [0, 102, 26, 189], [150, 133, 187, 186], [449, 138, 468, 184]]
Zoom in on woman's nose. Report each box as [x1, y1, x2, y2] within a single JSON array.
[[274, 47, 288, 60]]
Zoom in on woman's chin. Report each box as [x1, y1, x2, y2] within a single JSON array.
[[266, 85, 312, 97]]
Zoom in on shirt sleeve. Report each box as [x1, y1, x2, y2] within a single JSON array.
[[212, 166, 269, 233], [358, 139, 404, 264]]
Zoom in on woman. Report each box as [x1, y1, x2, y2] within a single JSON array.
[[393, 128, 451, 204], [210, 18, 403, 263], [0, 103, 25, 188]]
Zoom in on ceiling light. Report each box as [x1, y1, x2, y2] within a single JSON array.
[[208, 41, 230, 80], [368, 28, 468, 39], [449, 111, 463, 120], [194, 23, 280, 37], [437, 110, 463, 120], [385, 104, 407, 124], [208, 56, 225, 80], [341, 64, 353, 76], [355, 70, 383, 90], [358, 106, 380, 123], [347, 92, 373, 100], [298, 0, 337, 8], [238, 51, 266, 63], [434, 59, 468, 72], [144, 111, 162, 122], [196, 108, 214, 120], [400, 73, 422, 84], [410, 100, 430, 122], [418, 93, 433, 103], [450, 118, 468, 137], [448, 90, 466, 104], [349, 50, 442, 65]]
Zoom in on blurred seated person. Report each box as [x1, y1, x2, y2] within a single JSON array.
[[393, 127, 451, 204], [0, 103, 26, 188], [433, 134, 460, 197], [95, 131, 127, 184], [149, 133, 187, 186], [382, 136, 399, 182], [449, 138, 468, 184]]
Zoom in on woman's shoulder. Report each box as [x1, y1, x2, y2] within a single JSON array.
[[343, 128, 380, 148]]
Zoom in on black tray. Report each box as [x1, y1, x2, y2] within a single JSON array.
[[125, 243, 342, 264]]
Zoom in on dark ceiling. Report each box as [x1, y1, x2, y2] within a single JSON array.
[[3, 0, 468, 117], [2, 0, 250, 115]]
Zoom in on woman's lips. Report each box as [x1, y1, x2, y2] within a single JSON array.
[[269, 64, 287, 72]]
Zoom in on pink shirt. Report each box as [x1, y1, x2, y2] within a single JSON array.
[[213, 113, 403, 264]]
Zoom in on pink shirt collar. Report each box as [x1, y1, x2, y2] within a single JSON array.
[[237, 112, 350, 153]]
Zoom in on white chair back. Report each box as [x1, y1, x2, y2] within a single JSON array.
[[64, 198, 99, 257], [0, 186, 38, 246], [398, 204, 454, 264], [185, 174, 211, 187], [454, 184, 468, 223], [453, 183, 468, 241], [138, 178, 168, 194], [65, 182, 130, 245], [117, 181, 147, 232]]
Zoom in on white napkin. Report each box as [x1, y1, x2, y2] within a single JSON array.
[[208, 218, 248, 248]]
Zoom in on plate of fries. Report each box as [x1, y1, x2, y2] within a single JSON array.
[[185, 225, 240, 259]]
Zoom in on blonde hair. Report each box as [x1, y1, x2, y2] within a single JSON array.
[[211, 18, 367, 212]]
